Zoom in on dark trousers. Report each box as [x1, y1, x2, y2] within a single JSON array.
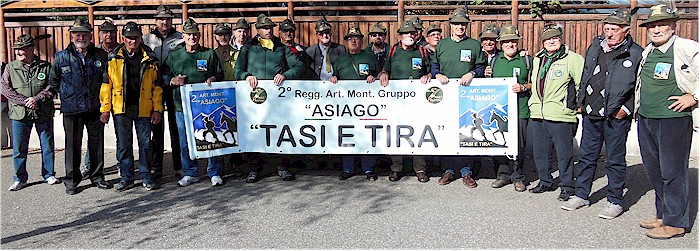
[[638, 115, 692, 229], [150, 86, 182, 174], [495, 118, 531, 182], [531, 119, 576, 194], [63, 111, 104, 189], [114, 105, 152, 183], [575, 115, 630, 205]]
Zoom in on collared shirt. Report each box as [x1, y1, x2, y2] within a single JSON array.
[[319, 43, 333, 81], [652, 35, 676, 53]]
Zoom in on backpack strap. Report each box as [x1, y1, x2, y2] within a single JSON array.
[[388, 43, 400, 58]]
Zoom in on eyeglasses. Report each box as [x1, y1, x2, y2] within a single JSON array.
[[317, 31, 331, 35], [428, 33, 441, 37], [370, 33, 385, 37]]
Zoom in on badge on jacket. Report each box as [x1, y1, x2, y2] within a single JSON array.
[[197, 60, 208, 72], [460, 50, 472, 62], [412, 58, 422, 70], [37, 72, 46, 80], [61, 66, 71, 74], [654, 62, 672, 79], [358, 64, 369, 76], [94, 60, 102, 68]]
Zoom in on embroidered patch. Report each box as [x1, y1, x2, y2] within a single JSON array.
[[37, 72, 46, 80], [358, 64, 369, 76], [460, 50, 472, 62], [197, 60, 208, 72], [654, 62, 672, 79], [554, 69, 563, 77], [412, 58, 422, 70]]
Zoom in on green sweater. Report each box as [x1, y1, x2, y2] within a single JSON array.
[[234, 36, 305, 81], [434, 36, 486, 77], [491, 52, 532, 119], [383, 45, 431, 79], [332, 50, 379, 80], [165, 46, 223, 112], [638, 45, 689, 118], [528, 45, 584, 123]]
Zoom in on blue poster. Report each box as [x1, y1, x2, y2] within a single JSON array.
[[458, 84, 510, 148], [181, 82, 239, 159]]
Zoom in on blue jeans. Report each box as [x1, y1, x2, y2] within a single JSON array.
[[12, 119, 54, 182], [575, 115, 630, 205], [175, 111, 222, 177], [531, 119, 576, 194], [114, 105, 152, 183], [442, 156, 476, 177], [638, 115, 692, 229], [341, 156, 375, 174]]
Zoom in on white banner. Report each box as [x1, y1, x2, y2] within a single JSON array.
[[181, 78, 518, 159]]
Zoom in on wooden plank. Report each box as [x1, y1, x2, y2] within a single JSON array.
[[2, 0, 88, 9]]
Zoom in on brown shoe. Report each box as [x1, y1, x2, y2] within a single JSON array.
[[646, 226, 685, 239], [513, 181, 526, 192], [416, 172, 429, 183], [640, 218, 663, 229], [491, 179, 510, 188], [437, 172, 453, 185], [462, 175, 477, 188]]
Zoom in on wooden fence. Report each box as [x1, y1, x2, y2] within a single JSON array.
[[1, 0, 698, 63]]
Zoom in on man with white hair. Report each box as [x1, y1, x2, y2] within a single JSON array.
[[49, 18, 112, 195], [561, 7, 642, 220]]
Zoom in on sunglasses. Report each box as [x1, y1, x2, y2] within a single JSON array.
[[370, 33, 385, 37]]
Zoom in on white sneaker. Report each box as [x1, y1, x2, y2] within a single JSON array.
[[598, 201, 624, 219], [178, 176, 200, 187], [211, 176, 223, 186], [46, 176, 61, 185], [561, 196, 590, 211], [8, 181, 26, 191]]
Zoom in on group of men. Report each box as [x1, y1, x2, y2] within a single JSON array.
[[1, 4, 696, 239]]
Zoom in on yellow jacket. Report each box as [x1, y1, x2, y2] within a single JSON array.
[[100, 45, 163, 117]]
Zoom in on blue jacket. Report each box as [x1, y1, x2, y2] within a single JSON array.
[[49, 43, 108, 115]]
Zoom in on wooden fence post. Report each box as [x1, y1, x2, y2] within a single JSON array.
[[288, 1, 294, 20], [89, 6, 97, 45], [630, 0, 638, 35], [0, 7, 6, 64], [398, 0, 404, 25], [182, 3, 189, 21], [511, 0, 519, 25]]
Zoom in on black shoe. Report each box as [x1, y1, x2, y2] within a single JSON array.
[[558, 191, 572, 201], [339, 172, 352, 180], [66, 187, 78, 195], [92, 180, 113, 189], [388, 171, 401, 182], [366, 172, 378, 181], [528, 184, 555, 193]]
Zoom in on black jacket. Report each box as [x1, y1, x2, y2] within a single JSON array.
[[578, 35, 642, 119]]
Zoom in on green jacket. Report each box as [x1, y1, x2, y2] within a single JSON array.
[[6, 59, 54, 121], [528, 45, 584, 123], [234, 36, 304, 80]]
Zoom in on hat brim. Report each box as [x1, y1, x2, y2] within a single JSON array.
[[449, 17, 471, 23], [256, 23, 277, 29], [480, 33, 499, 39], [214, 30, 231, 35], [69, 27, 93, 33], [11, 43, 33, 49], [639, 16, 679, 27], [343, 34, 364, 40], [99, 28, 117, 32], [540, 32, 561, 42], [154, 14, 175, 18], [602, 16, 630, 26], [123, 31, 143, 37], [397, 28, 417, 33], [183, 29, 200, 34], [497, 35, 521, 42]]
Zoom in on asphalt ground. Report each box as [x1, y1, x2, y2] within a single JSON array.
[[0, 149, 697, 249]]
